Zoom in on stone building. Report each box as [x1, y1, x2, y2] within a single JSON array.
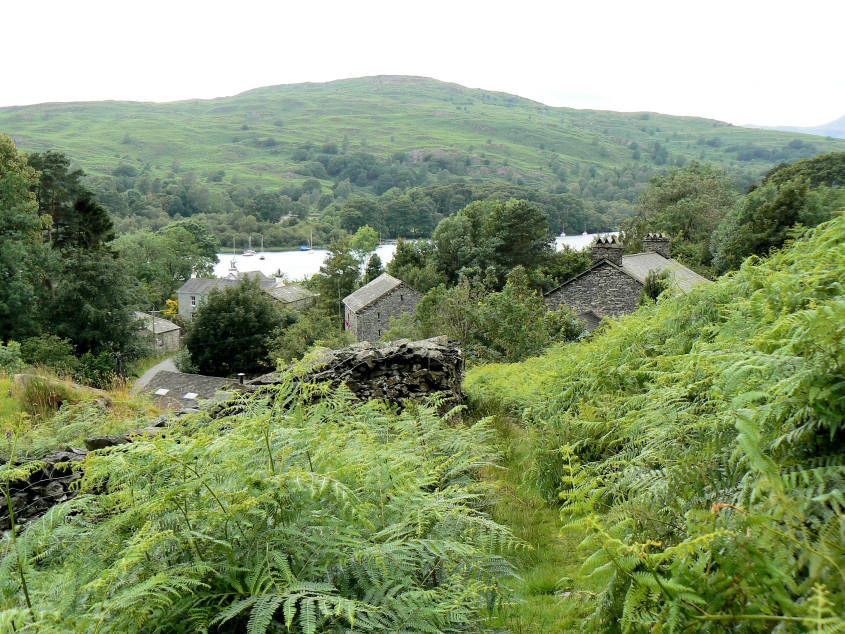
[[544, 233, 708, 329], [342, 273, 422, 342], [134, 311, 181, 352], [176, 271, 278, 320], [265, 283, 317, 311]]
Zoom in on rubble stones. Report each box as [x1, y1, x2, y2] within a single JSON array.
[[250, 336, 463, 406], [1, 448, 87, 530]]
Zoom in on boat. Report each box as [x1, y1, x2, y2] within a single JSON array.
[[300, 229, 313, 251], [259, 236, 265, 260], [243, 236, 256, 257]]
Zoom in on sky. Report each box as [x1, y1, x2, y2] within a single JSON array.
[[2, 0, 843, 128]]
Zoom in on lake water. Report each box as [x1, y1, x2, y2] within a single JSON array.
[[213, 233, 610, 281]]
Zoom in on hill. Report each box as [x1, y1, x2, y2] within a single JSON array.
[[3, 75, 844, 200], [760, 114, 845, 140]]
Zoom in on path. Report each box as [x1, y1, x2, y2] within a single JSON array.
[[132, 355, 177, 393]]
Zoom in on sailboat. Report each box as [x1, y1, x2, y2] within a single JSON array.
[[259, 236, 265, 260], [229, 236, 238, 270], [243, 236, 256, 257], [300, 229, 313, 251]]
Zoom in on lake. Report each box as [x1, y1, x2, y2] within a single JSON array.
[[213, 233, 609, 281]]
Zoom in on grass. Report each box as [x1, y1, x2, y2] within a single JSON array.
[[2, 76, 843, 194], [476, 406, 592, 631], [0, 370, 160, 460]]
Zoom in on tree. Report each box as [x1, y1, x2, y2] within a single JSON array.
[[0, 134, 45, 341], [363, 253, 384, 283], [312, 240, 361, 322], [433, 198, 552, 287], [184, 278, 281, 376], [266, 308, 352, 365], [349, 225, 378, 263], [45, 247, 137, 355]]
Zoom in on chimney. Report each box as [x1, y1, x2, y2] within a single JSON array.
[[591, 234, 624, 266], [642, 233, 671, 259]]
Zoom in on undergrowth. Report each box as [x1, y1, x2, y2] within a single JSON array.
[[467, 212, 845, 631], [0, 383, 521, 632]]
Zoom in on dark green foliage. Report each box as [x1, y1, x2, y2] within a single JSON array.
[[0, 134, 45, 341], [385, 238, 446, 292], [623, 162, 739, 273], [711, 160, 844, 274], [74, 350, 117, 389], [311, 240, 361, 321], [44, 247, 137, 355], [266, 308, 352, 366], [433, 199, 552, 288], [467, 213, 845, 629], [0, 384, 519, 631], [362, 253, 383, 284], [386, 268, 583, 363], [185, 278, 281, 376], [19, 335, 78, 376], [639, 269, 670, 303], [763, 151, 845, 188]]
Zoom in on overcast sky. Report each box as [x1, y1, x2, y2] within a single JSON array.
[[2, 0, 842, 127]]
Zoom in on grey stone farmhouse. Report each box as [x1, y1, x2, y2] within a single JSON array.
[[342, 273, 422, 342], [176, 271, 314, 320], [134, 311, 181, 352], [544, 233, 708, 329]]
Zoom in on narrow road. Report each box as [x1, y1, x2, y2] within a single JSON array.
[[132, 356, 177, 393]]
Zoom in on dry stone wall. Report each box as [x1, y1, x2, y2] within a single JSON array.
[[251, 336, 463, 405]]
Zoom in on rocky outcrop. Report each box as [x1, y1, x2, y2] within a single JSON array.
[[1, 448, 87, 530], [250, 336, 464, 405]]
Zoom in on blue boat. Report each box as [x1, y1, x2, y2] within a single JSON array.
[[300, 245, 310, 251]]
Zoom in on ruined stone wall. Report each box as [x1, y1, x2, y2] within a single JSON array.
[[356, 283, 422, 342], [545, 262, 642, 317], [251, 336, 463, 406]]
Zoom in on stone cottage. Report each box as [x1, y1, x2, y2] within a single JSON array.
[[176, 271, 278, 320], [134, 311, 181, 352], [342, 273, 422, 342], [265, 283, 317, 311], [544, 233, 708, 329]]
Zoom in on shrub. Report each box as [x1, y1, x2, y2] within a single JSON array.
[[0, 384, 520, 631], [19, 334, 78, 375], [0, 342, 23, 374], [74, 351, 117, 389], [466, 213, 845, 629]]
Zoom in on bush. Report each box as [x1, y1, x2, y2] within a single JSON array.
[[74, 351, 117, 389], [0, 384, 520, 631], [466, 213, 845, 629], [0, 341, 23, 374], [19, 334, 78, 375]]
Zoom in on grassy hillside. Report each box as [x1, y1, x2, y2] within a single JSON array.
[[3, 75, 844, 194]]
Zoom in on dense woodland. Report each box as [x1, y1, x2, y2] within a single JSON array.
[[1, 81, 844, 631]]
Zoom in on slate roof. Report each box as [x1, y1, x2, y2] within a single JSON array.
[[621, 253, 709, 293], [265, 284, 317, 304], [342, 273, 406, 313], [141, 370, 233, 409], [545, 252, 708, 297], [133, 311, 181, 334], [176, 278, 235, 294], [176, 271, 278, 295]]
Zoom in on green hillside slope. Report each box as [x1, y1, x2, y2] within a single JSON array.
[[3, 76, 844, 196]]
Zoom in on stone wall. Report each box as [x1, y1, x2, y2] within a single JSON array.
[[250, 336, 463, 406], [352, 283, 422, 342], [545, 261, 642, 317]]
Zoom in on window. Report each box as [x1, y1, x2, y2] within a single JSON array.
[[377, 312, 380, 319], [378, 329, 381, 336], [400, 294, 403, 301], [190, 295, 196, 306]]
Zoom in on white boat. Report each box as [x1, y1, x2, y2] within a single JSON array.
[[243, 236, 256, 257], [259, 236, 265, 260]]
